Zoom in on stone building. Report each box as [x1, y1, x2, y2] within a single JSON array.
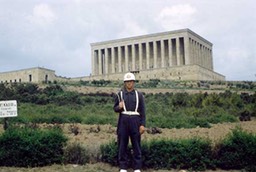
[[0, 67, 57, 84], [90, 28, 225, 81]]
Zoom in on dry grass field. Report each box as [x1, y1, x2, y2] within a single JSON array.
[[64, 85, 255, 95]]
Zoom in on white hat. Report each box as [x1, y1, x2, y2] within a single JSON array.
[[124, 72, 135, 81]]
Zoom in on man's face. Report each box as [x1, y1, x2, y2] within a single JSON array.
[[124, 80, 135, 90]]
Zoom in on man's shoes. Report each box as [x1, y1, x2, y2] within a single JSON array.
[[120, 169, 141, 172]]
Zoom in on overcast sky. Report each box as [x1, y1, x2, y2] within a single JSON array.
[[0, 0, 255, 81]]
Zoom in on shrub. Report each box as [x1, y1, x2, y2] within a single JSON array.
[[100, 140, 118, 166], [64, 143, 89, 165], [101, 132, 256, 171], [171, 92, 190, 108], [0, 126, 67, 167], [143, 138, 214, 171], [43, 84, 63, 96], [142, 139, 174, 169], [216, 127, 256, 171], [101, 138, 214, 171]]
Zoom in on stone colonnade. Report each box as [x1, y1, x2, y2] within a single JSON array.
[[91, 29, 213, 76]]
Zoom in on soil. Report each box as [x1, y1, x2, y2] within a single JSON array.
[[64, 85, 255, 95], [1, 121, 255, 172], [62, 120, 256, 157]]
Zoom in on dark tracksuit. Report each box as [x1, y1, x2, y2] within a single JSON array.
[[113, 88, 146, 170]]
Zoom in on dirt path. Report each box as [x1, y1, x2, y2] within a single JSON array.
[[64, 85, 255, 95], [64, 121, 256, 148], [0, 163, 241, 172]]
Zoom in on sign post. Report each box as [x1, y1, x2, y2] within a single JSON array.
[[0, 100, 18, 130]]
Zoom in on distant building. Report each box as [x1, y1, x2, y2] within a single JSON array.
[[0, 67, 64, 84], [89, 28, 225, 81]]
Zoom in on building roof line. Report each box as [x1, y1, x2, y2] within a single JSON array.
[[0, 67, 55, 74], [90, 28, 212, 47]]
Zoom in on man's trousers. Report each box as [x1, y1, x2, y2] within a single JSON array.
[[117, 115, 142, 170]]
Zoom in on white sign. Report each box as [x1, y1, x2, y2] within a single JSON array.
[[0, 100, 18, 118]]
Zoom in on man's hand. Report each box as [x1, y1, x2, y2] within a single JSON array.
[[139, 125, 145, 135], [119, 100, 124, 109]]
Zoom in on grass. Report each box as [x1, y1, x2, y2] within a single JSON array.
[[10, 103, 118, 126], [4, 101, 239, 129]]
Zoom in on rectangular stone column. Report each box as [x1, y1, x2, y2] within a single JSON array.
[[184, 37, 190, 65], [104, 48, 108, 74], [95, 49, 99, 75], [207, 47, 210, 69], [153, 41, 157, 68], [161, 40, 165, 68], [91, 49, 95, 75], [191, 39, 195, 64], [210, 49, 213, 70], [132, 44, 136, 71], [208, 48, 212, 70], [98, 49, 102, 75], [146, 42, 150, 69], [168, 39, 173, 67], [111, 47, 115, 73], [206, 47, 208, 69], [196, 42, 199, 65], [125, 45, 129, 71], [139, 43, 143, 70], [176, 38, 181, 66], [194, 42, 197, 65], [118, 46, 122, 72], [208, 47, 212, 70], [202, 46, 206, 68], [207, 48, 210, 69], [199, 44, 203, 66]]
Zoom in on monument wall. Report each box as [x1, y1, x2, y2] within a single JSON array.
[[77, 64, 225, 82], [90, 28, 224, 81]]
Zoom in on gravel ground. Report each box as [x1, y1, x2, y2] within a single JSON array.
[[0, 163, 241, 172]]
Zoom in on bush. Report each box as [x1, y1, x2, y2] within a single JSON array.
[[143, 138, 214, 171], [216, 127, 256, 171], [0, 126, 67, 167], [64, 143, 89, 165], [101, 138, 214, 171], [100, 140, 118, 166], [101, 129, 256, 171]]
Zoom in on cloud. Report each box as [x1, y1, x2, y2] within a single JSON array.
[[215, 47, 255, 81], [118, 19, 148, 38], [156, 4, 197, 30], [0, 0, 255, 80], [27, 3, 57, 26]]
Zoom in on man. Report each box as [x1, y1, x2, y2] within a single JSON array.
[[113, 72, 146, 172]]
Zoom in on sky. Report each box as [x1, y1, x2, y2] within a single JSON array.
[[0, 0, 255, 81]]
